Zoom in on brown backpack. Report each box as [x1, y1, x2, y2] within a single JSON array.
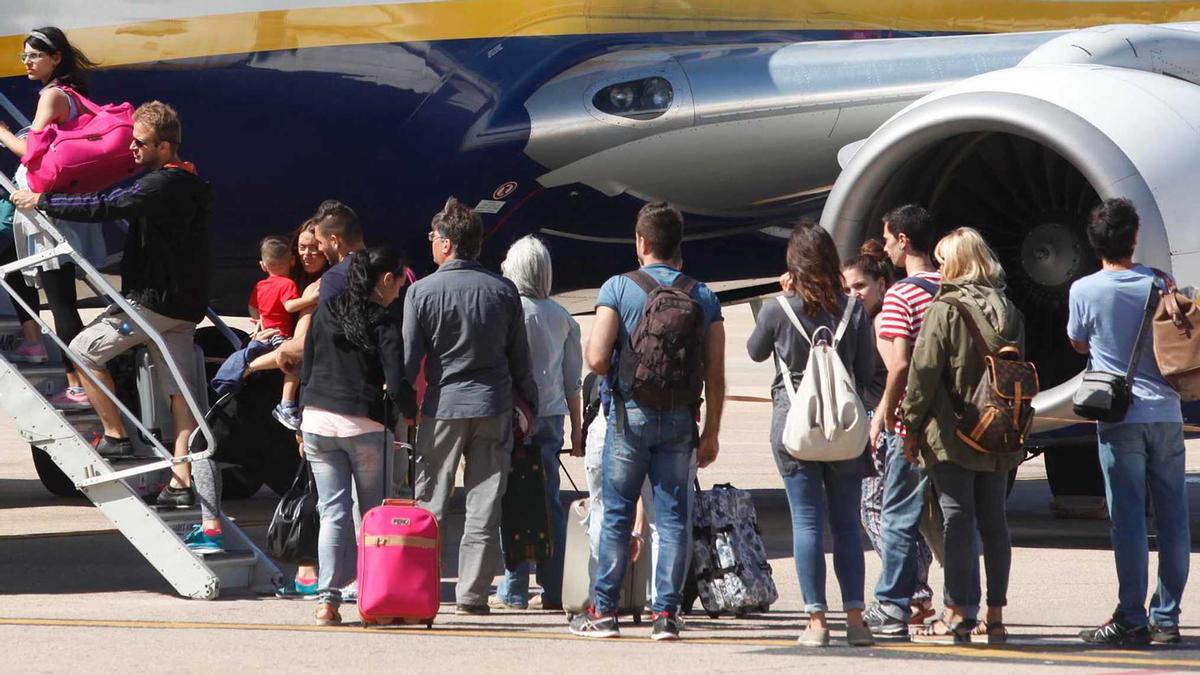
[[616, 270, 706, 411], [1151, 273, 1200, 401], [940, 297, 1039, 455]]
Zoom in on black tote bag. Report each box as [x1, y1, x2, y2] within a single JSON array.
[[265, 458, 321, 565]]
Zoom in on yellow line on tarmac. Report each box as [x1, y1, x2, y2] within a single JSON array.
[[0, 617, 1196, 668]]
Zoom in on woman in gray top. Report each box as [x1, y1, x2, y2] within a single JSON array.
[[493, 235, 583, 611], [747, 221, 876, 648]]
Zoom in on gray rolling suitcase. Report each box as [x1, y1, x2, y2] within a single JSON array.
[[562, 496, 651, 623]]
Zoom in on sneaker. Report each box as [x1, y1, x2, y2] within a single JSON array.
[[7, 340, 48, 364], [91, 433, 133, 458], [340, 580, 358, 604], [650, 612, 682, 641], [156, 484, 196, 509], [1079, 612, 1151, 647], [276, 578, 319, 599], [48, 387, 90, 410], [569, 607, 619, 639], [272, 403, 301, 431], [182, 524, 224, 554], [864, 602, 909, 638], [1151, 624, 1182, 645], [455, 603, 491, 616], [488, 594, 527, 610]]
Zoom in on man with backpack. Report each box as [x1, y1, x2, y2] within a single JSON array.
[[863, 204, 942, 637], [1069, 198, 1189, 646], [570, 201, 725, 641]]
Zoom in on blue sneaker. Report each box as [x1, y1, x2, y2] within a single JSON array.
[[272, 403, 301, 431], [276, 577, 319, 599], [183, 524, 224, 555]]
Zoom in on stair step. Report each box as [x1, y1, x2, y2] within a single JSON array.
[[13, 364, 67, 396], [204, 551, 259, 591]]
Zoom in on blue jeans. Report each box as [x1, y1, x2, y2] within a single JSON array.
[[594, 402, 694, 615], [782, 460, 866, 612], [303, 429, 391, 607], [497, 416, 567, 607], [874, 430, 930, 621], [1097, 422, 1191, 628]]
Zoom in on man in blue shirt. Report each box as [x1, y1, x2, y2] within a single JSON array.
[[570, 201, 725, 641], [1067, 198, 1189, 647]]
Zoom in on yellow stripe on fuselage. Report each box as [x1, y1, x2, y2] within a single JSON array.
[[2, 0, 1200, 78]]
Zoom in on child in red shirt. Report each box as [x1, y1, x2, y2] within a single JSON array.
[[249, 236, 305, 429]]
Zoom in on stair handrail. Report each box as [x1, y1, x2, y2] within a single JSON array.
[[0, 169, 217, 477]]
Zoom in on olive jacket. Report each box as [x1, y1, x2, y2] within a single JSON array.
[[900, 281, 1027, 473]]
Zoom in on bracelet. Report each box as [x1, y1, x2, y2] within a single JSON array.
[[630, 533, 644, 541]]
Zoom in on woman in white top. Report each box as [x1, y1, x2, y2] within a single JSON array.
[[0, 27, 105, 408], [492, 235, 583, 611]]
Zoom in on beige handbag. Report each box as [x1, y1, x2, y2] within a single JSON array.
[[1152, 275, 1200, 401]]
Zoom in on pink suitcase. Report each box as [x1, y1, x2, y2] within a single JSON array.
[[358, 498, 441, 628]]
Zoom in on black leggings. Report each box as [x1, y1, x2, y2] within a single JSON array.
[[0, 243, 85, 373], [0, 242, 40, 327]]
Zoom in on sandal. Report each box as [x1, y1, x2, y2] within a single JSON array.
[[970, 620, 1009, 644], [911, 618, 973, 644], [315, 603, 342, 626], [909, 602, 936, 626]]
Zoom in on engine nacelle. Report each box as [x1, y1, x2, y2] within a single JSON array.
[[821, 25, 1200, 431]]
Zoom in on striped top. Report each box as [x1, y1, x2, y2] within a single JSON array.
[[878, 271, 942, 341], [877, 271, 941, 435]]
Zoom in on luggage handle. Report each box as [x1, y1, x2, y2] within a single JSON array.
[[382, 498, 419, 507]]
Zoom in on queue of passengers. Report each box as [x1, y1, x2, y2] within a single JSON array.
[[0, 25, 1189, 649]]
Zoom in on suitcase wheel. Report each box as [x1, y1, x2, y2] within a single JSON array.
[[425, 620, 434, 629], [361, 618, 376, 628], [707, 612, 721, 619], [632, 613, 642, 626]]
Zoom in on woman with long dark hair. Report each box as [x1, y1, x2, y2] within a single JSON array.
[[0, 27, 103, 408], [270, 216, 329, 599], [300, 246, 417, 625], [843, 242, 936, 624], [747, 221, 877, 647]]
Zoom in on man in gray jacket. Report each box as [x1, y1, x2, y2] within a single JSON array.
[[403, 197, 538, 615]]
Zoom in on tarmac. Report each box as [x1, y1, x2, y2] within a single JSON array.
[[1, 303, 1199, 673]]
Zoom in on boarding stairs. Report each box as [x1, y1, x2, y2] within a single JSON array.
[[0, 98, 280, 599]]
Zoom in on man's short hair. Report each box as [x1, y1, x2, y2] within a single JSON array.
[[432, 196, 483, 260], [133, 101, 181, 145], [883, 203, 936, 256], [635, 201, 683, 260], [313, 199, 351, 221], [260, 235, 291, 264], [1087, 198, 1139, 261], [316, 202, 363, 246]]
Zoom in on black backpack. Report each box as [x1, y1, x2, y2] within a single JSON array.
[[616, 270, 706, 410]]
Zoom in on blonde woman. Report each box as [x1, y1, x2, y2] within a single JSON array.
[[900, 227, 1024, 645]]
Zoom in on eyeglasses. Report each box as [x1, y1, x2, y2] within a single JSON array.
[[132, 136, 157, 149], [428, 231, 446, 242], [18, 51, 46, 63]]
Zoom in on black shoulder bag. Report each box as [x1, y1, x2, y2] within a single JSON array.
[[1072, 278, 1161, 423]]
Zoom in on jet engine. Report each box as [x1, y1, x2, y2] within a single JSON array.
[[821, 24, 1200, 431]]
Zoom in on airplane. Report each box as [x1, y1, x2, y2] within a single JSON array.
[[2, 1, 1199, 498]]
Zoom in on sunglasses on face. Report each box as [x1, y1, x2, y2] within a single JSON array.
[[132, 136, 157, 149]]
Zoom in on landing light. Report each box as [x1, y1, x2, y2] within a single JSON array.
[[593, 77, 674, 120]]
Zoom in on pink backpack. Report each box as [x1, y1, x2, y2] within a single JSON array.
[[21, 86, 140, 193]]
